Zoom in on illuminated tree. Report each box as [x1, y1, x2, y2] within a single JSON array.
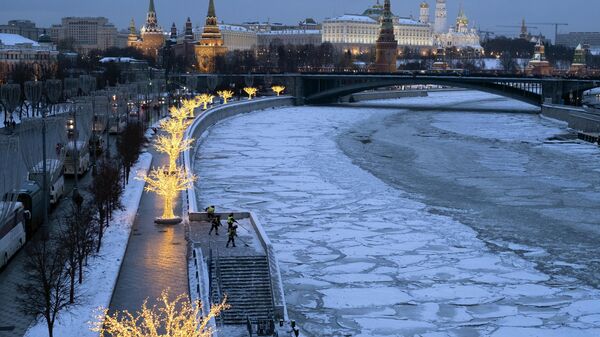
[[93, 290, 229, 337], [141, 167, 196, 220], [217, 90, 234, 104], [162, 109, 192, 143], [243, 87, 258, 100], [272, 85, 286, 96], [197, 93, 215, 110], [182, 98, 201, 119], [155, 134, 194, 173]]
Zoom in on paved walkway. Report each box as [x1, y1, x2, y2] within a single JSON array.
[[109, 132, 189, 313]]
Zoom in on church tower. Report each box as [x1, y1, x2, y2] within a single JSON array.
[[370, 0, 398, 73], [138, 0, 165, 59], [195, 0, 227, 73], [419, 2, 430, 24], [434, 0, 447, 34]]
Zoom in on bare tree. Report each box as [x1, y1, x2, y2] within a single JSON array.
[[57, 200, 97, 303], [117, 122, 145, 184], [89, 159, 123, 252], [18, 239, 72, 337]]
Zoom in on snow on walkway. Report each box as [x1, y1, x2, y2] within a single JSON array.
[[195, 93, 600, 337], [24, 152, 152, 337]]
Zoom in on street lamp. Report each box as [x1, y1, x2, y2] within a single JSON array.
[[64, 77, 83, 207]]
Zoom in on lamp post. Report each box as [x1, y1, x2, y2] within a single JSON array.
[[64, 77, 83, 207], [24, 81, 47, 234]]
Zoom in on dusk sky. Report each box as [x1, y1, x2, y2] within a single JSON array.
[[1, 0, 598, 39]]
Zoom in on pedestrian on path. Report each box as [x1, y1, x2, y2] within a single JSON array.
[[226, 225, 238, 248], [227, 213, 238, 229], [208, 215, 221, 235], [205, 205, 216, 220]]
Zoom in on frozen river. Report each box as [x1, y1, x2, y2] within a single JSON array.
[[194, 91, 600, 337]]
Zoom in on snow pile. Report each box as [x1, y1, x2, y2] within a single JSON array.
[[24, 152, 152, 337], [194, 92, 600, 336]]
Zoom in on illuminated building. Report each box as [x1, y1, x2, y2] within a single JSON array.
[[195, 0, 227, 73]]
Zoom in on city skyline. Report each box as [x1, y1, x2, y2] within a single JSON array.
[[1, 0, 598, 39]]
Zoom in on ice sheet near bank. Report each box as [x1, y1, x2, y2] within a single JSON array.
[[195, 92, 600, 337]]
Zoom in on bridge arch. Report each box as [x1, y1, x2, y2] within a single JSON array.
[[303, 77, 543, 106]]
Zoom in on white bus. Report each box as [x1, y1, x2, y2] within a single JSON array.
[[64, 141, 90, 176], [0, 202, 26, 269], [28, 159, 65, 205]]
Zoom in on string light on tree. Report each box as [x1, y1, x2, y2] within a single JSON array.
[[197, 93, 215, 110], [93, 290, 229, 337], [243, 87, 258, 100], [155, 135, 194, 173], [272, 85, 286, 96], [182, 98, 201, 119], [217, 90, 234, 104], [140, 167, 196, 222]]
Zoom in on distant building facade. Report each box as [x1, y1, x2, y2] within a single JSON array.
[[0, 20, 45, 41], [322, 1, 432, 54], [50, 17, 117, 53], [128, 0, 166, 60], [257, 29, 322, 47], [218, 24, 257, 51], [557, 32, 600, 49], [0, 33, 58, 82]]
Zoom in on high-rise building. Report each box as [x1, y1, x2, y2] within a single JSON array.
[[420, 2, 430, 24], [50, 17, 117, 53], [371, 0, 397, 72], [434, 0, 447, 34], [129, 0, 166, 59], [195, 0, 227, 73]]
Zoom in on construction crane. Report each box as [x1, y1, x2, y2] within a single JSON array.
[[529, 22, 569, 44]]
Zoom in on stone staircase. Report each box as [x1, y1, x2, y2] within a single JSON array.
[[210, 256, 275, 325]]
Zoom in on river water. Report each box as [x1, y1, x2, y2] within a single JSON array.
[[194, 91, 600, 337]]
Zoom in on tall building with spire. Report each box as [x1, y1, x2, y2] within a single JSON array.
[[195, 0, 227, 73], [434, 0, 447, 34], [128, 0, 165, 60], [370, 0, 398, 73]]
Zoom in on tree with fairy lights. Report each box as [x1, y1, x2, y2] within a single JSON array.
[[93, 290, 229, 337], [243, 87, 258, 100], [272, 85, 286, 96], [141, 167, 196, 222], [217, 90, 233, 104]]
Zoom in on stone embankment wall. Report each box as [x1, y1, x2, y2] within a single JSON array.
[[542, 104, 600, 133]]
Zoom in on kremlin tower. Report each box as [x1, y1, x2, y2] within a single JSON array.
[[370, 0, 398, 73], [128, 0, 165, 60], [195, 0, 227, 73]]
